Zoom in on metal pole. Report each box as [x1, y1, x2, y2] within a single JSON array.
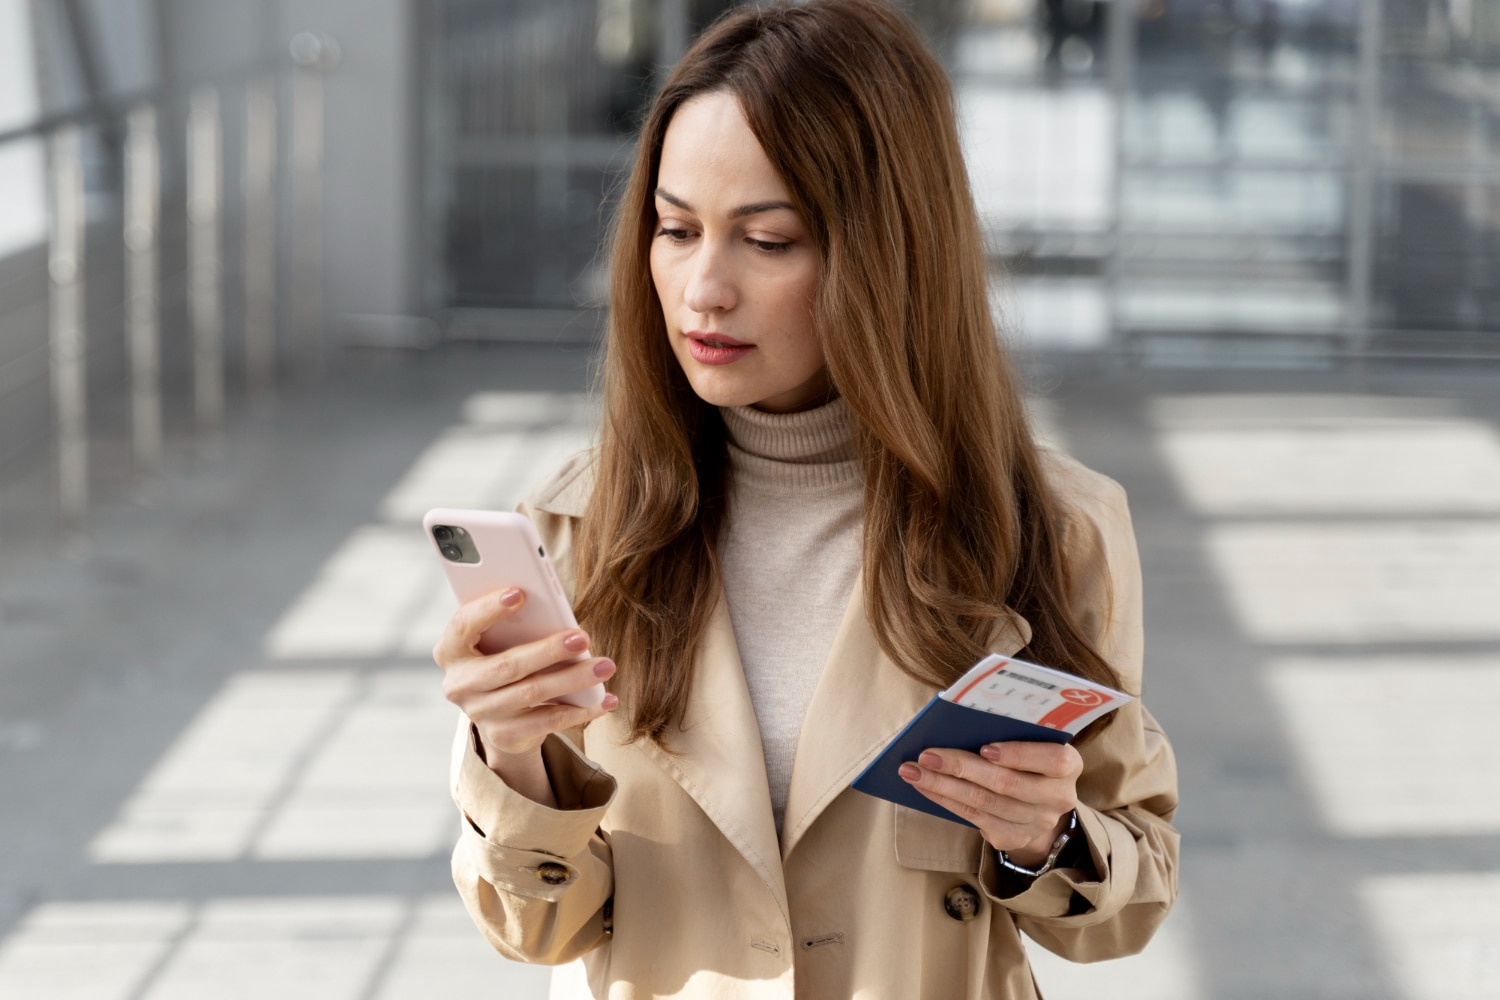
[[48, 126, 88, 528], [125, 103, 163, 475], [291, 34, 331, 379], [244, 76, 278, 397], [188, 85, 225, 432], [1462, 88, 1487, 329], [1345, 0, 1382, 355], [1104, 0, 1137, 353]]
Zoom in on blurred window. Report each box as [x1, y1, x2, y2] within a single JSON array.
[[421, 0, 1500, 360], [0, 0, 46, 260], [422, 0, 737, 316]]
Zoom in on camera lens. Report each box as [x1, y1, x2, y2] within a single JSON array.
[[433, 525, 453, 542], [440, 543, 464, 561]]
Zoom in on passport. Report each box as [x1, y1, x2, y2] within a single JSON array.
[[850, 653, 1130, 828], [850, 695, 1072, 827]]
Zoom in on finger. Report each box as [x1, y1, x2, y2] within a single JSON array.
[[442, 629, 598, 709], [472, 625, 593, 688], [434, 587, 526, 664], [899, 759, 1051, 824], [914, 748, 1053, 806], [902, 781, 1035, 849], [491, 655, 616, 713], [976, 741, 1082, 780], [475, 692, 620, 755]]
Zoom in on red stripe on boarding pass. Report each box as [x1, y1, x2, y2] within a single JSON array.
[[1037, 688, 1112, 730]]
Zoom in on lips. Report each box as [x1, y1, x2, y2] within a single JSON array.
[[685, 331, 754, 365]]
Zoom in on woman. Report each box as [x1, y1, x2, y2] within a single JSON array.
[[434, 2, 1178, 997]]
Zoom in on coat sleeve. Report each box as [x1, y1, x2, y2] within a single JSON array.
[[981, 465, 1180, 962], [450, 719, 617, 965]]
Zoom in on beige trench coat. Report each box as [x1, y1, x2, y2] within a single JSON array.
[[450, 449, 1179, 999]]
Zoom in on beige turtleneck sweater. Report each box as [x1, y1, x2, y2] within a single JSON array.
[[718, 398, 864, 836]]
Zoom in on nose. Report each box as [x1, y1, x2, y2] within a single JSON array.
[[682, 242, 736, 314]]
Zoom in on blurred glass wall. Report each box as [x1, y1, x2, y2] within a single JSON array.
[[422, 0, 1500, 362], [421, 0, 735, 334]]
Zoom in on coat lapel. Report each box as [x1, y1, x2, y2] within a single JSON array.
[[632, 594, 791, 925], [780, 572, 1033, 862], [530, 469, 789, 924]]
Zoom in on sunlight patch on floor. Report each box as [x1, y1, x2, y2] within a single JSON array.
[[379, 392, 596, 522], [264, 528, 446, 659], [267, 391, 597, 661], [0, 902, 188, 1000], [1205, 522, 1500, 643], [1265, 656, 1500, 836], [1155, 412, 1500, 516], [0, 895, 544, 1000], [377, 423, 594, 523], [89, 670, 457, 863], [1360, 873, 1500, 1000]]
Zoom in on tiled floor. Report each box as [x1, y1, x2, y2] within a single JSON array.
[[1, 345, 1498, 998]]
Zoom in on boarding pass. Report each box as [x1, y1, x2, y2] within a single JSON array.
[[941, 654, 1132, 735]]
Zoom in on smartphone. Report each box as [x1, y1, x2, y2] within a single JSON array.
[[423, 507, 606, 709]]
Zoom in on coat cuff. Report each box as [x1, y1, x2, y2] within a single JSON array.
[[451, 720, 616, 900], [980, 804, 1133, 919]]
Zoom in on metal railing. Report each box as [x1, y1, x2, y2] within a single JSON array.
[[0, 34, 339, 552]]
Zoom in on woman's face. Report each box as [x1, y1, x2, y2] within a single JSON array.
[[650, 92, 830, 413]]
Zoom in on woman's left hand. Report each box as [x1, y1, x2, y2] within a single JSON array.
[[899, 741, 1082, 869]]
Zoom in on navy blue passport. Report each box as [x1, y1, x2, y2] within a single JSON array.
[[851, 696, 1072, 828]]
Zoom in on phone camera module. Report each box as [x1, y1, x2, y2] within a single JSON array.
[[432, 523, 479, 563]]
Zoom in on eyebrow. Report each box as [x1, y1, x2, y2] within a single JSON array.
[[655, 187, 796, 219]]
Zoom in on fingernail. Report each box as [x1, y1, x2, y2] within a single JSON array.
[[918, 751, 943, 770], [564, 631, 590, 652], [593, 658, 616, 679], [979, 744, 1001, 761], [499, 587, 523, 608], [898, 763, 922, 782], [601, 693, 619, 711]]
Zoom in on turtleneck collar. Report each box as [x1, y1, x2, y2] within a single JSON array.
[[720, 395, 860, 495]]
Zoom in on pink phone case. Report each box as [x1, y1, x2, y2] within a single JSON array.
[[423, 507, 606, 709]]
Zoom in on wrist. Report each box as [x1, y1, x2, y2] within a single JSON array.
[[997, 810, 1078, 876], [474, 728, 557, 808]]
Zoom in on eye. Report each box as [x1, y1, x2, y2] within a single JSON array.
[[747, 237, 791, 253], [656, 226, 694, 245]]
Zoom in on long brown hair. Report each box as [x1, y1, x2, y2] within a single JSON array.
[[575, 0, 1122, 746]]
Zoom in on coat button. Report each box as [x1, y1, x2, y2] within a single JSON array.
[[944, 885, 981, 922], [535, 863, 570, 886]]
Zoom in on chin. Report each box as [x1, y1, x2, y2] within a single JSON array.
[[673, 359, 751, 407], [684, 366, 831, 413], [684, 375, 761, 409]]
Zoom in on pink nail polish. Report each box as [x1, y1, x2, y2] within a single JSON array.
[[564, 631, 590, 652], [980, 745, 1001, 761], [899, 763, 922, 782], [918, 751, 942, 770], [601, 694, 619, 710], [593, 658, 616, 679], [499, 587, 523, 608]]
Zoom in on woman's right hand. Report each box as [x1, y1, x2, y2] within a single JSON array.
[[434, 586, 618, 802]]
